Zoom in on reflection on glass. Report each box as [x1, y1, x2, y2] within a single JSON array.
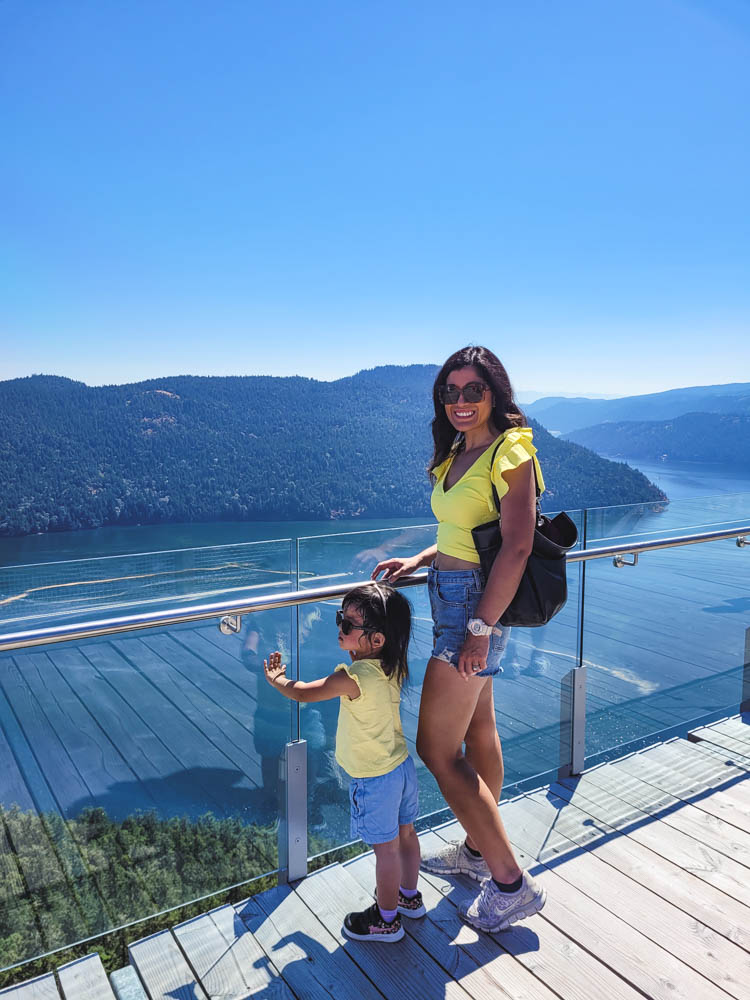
[[297, 516, 585, 854], [582, 496, 750, 760], [0, 538, 295, 630], [0, 546, 293, 972]]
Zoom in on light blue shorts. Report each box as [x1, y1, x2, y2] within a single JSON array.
[[349, 756, 419, 845], [427, 565, 510, 677]]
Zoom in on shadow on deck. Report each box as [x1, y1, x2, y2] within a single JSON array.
[[4, 714, 750, 1000]]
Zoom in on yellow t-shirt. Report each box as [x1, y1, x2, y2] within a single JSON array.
[[334, 658, 409, 778], [430, 427, 545, 564]]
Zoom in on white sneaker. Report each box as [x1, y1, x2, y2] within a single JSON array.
[[459, 871, 546, 932], [420, 840, 490, 882]]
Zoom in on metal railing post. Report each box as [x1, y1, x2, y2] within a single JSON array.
[[278, 739, 308, 883], [742, 626, 750, 714]]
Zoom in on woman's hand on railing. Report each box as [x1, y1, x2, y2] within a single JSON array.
[[457, 634, 490, 681], [371, 554, 422, 582]]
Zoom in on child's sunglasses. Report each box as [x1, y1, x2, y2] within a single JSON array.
[[438, 381, 488, 405], [336, 610, 373, 635]]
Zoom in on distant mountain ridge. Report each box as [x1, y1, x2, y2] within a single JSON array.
[[0, 369, 664, 537], [565, 412, 750, 465], [526, 382, 750, 434]]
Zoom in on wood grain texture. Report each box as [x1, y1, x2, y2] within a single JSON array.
[[129, 929, 209, 1000], [344, 851, 560, 1000], [296, 862, 473, 1000], [58, 954, 116, 1000], [0, 973, 59, 999], [503, 790, 750, 997], [173, 903, 293, 999], [239, 881, 384, 1000]]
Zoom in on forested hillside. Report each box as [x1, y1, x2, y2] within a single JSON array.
[[527, 383, 750, 434], [565, 412, 750, 464], [0, 370, 665, 537]]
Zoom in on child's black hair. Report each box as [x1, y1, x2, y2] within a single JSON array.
[[342, 582, 412, 688]]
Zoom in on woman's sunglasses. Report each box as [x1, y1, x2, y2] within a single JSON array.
[[438, 382, 488, 405], [336, 610, 374, 635]]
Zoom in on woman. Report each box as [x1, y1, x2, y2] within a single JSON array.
[[372, 345, 546, 932]]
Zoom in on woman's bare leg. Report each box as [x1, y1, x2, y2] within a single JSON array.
[[463, 678, 504, 851], [417, 657, 522, 884]]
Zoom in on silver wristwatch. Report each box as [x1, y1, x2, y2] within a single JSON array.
[[467, 617, 493, 636]]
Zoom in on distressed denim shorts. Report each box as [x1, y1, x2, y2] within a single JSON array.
[[427, 564, 510, 677], [349, 756, 419, 845]]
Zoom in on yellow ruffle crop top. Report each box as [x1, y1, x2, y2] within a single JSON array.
[[430, 427, 545, 564], [334, 659, 409, 778]]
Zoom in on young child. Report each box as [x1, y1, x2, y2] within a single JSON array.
[[263, 581, 423, 942]]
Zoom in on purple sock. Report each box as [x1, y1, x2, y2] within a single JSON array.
[[400, 885, 418, 898], [378, 905, 398, 923]]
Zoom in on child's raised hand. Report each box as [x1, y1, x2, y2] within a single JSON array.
[[264, 651, 288, 687]]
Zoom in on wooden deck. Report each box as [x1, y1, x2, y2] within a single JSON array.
[[4, 715, 750, 999]]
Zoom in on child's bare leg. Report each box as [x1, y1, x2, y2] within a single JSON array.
[[399, 823, 421, 891], [373, 836, 400, 912]]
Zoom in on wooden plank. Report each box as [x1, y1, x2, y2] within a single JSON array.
[[705, 715, 750, 747], [581, 756, 750, 870], [557, 769, 750, 909], [690, 725, 750, 761], [58, 954, 116, 1000], [173, 903, 293, 1000], [0, 683, 105, 945], [418, 827, 646, 1000], [294, 862, 472, 1000], [437, 818, 736, 1000], [15, 651, 146, 809], [108, 967, 148, 1000], [48, 646, 196, 818], [0, 974, 59, 999], [128, 929, 209, 1000], [501, 791, 750, 995], [342, 850, 562, 1000], [133, 634, 263, 787], [239, 881, 385, 1000], [0, 657, 91, 814], [82, 640, 244, 818], [613, 739, 750, 834], [548, 778, 750, 954]]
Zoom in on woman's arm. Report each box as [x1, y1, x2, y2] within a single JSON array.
[[457, 460, 536, 679], [263, 651, 361, 702], [476, 460, 536, 625], [371, 543, 437, 582]]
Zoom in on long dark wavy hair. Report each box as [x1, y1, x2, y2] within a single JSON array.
[[428, 345, 526, 476], [342, 582, 412, 687]]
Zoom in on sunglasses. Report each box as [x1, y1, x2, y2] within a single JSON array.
[[336, 610, 374, 635], [438, 382, 488, 405]]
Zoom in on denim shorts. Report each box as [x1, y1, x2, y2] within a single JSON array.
[[349, 756, 419, 845], [427, 564, 510, 677]]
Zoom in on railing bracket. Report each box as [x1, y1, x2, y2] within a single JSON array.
[[613, 552, 639, 568], [219, 614, 242, 635], [737, 536, 748, 548]]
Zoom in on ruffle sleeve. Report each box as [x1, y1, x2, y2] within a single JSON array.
[[490, 427, 545, 503], [334, 662, 363, 700]]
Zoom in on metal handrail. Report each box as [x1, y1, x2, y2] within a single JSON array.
[[0, 524, 747, 652]]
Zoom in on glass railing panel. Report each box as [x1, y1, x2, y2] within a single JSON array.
[[585, 491, 750, 547], [581, 522, 749, 763], [0, 579, 294, 971], [0, 538, 295, 630], [297, 515, 585, 858], [495, 507, 585, 791]]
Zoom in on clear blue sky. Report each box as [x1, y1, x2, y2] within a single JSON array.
[[2, 0, 748, 395]]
